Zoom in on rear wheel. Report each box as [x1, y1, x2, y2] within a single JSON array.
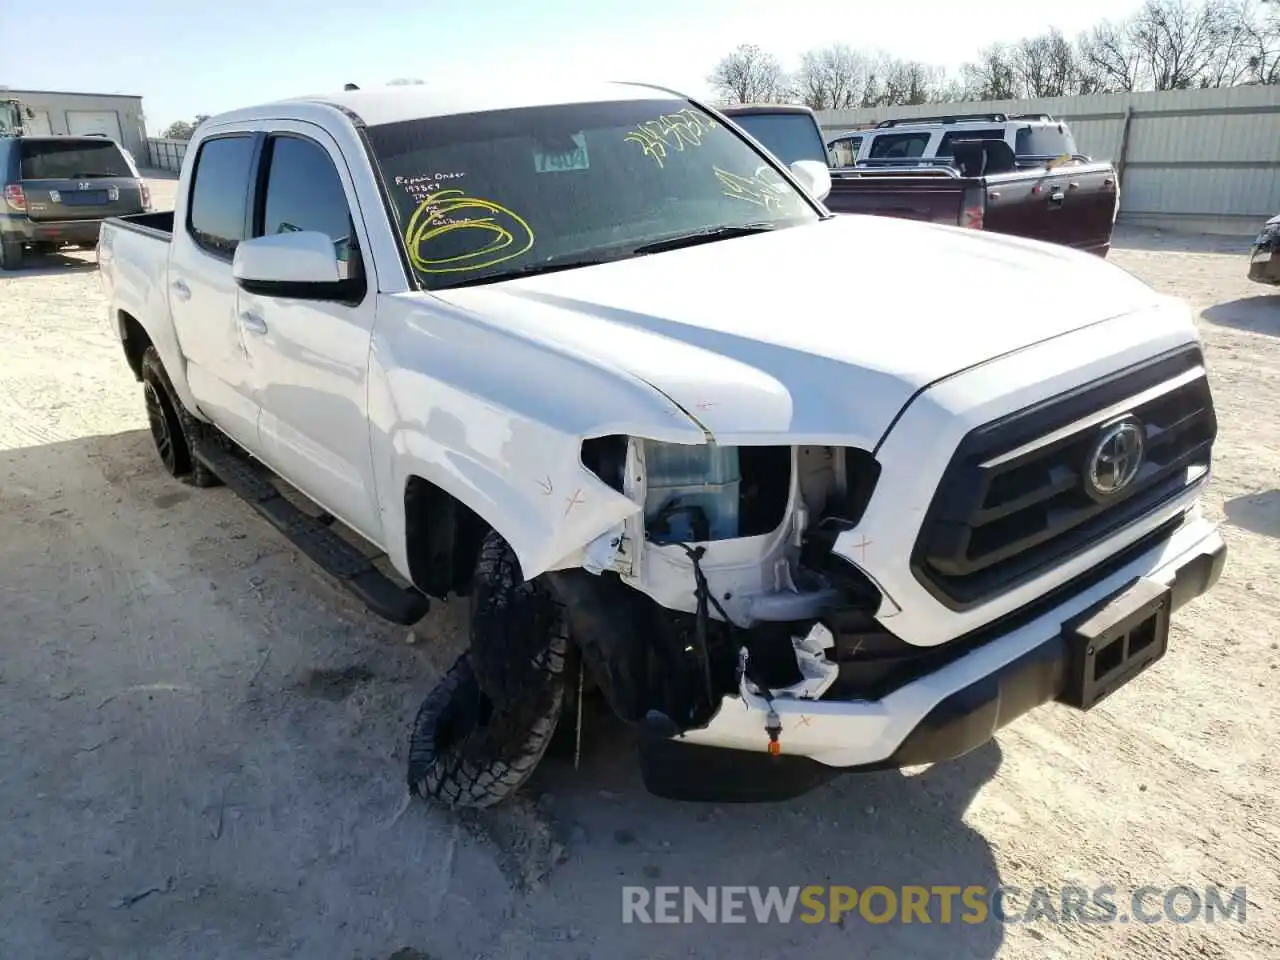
[[139, 346, 219, 488], [0, 239, 23, 271]]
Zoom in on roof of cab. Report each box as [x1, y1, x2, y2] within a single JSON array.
[[213, 79, 687, 130]]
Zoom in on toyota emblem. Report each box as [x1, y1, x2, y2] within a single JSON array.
[[1084, 419, 1145, 500]]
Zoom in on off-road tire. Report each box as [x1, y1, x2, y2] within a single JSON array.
[[468, 531, 567, 707], [0, 239, 23, 271], [407, 531, 569, 808], [406, 647, 566, 809], [139, 346, 220, 488]]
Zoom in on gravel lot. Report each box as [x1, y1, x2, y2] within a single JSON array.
[[0, 179, 1277, 959]]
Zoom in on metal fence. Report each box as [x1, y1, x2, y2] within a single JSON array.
[[146, 138, 188, 173], [817, 85, 1280, 235]]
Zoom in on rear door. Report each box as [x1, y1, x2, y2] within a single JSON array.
[[167, 130, 264, 450], [18, 138, 144, 222]]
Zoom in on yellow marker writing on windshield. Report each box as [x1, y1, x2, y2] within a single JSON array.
[[713, 166, 790, 211], [403, 189, 535, 274], [623, 108, 718, 169]]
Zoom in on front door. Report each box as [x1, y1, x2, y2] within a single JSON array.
[[168, 131, 263, 450], [236, 126, 383, 545]]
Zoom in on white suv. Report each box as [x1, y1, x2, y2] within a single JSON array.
[[827, 112, 1081, 167]]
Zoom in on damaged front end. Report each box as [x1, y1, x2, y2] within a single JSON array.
[[548, 435, 919, 748]]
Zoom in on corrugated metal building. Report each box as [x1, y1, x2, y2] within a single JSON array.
[[818, 85, 1280, 235], [0, 87, 147, 161]]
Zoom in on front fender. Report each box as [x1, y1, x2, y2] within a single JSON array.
[[368, 296, 708, 582]]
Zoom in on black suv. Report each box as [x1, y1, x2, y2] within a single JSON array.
[[1, 134, 150, 270]]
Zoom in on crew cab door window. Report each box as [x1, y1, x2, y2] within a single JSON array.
[[186, 135, 256, 258], [257, 134, 363, 285]]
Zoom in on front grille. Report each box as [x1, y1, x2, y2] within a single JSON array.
[[912, 345, 1216, 609]]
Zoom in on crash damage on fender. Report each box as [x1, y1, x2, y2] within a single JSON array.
[[408, 426, 928, 807]]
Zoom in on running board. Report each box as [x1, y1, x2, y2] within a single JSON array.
[[192, 440, 430, 625]]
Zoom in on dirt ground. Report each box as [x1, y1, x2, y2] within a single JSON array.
[[0, 179, 1277, 959]]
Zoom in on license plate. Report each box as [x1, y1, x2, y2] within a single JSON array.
[[62, 191, 107, 206], [1251, 247, 1273, 264], [1059, 577, 1171, 710]]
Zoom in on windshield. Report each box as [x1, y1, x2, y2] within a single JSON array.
[[727, 112, 828, 166], [365, 97, 820, 290], [20, 139, 133, 179]]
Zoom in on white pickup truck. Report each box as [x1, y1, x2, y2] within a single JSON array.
[[99, 80, 1226, 808]]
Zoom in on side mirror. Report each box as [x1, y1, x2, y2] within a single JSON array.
[[232, 230, 354, 299], [789, 159, 832, 202]]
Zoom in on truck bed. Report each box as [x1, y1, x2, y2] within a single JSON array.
[[825, 161, 1119, 256], [108, 209, 174, 241]]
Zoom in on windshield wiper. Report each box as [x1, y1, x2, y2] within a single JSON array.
[[436, 253, 624, 290], [630, 223, 779, 255]]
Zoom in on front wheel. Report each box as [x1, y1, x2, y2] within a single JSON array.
[[407, 531, 568, 808], [139, 346, 219, 488]]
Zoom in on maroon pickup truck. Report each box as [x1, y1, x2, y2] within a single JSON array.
[[719, 103, 1119, 257]]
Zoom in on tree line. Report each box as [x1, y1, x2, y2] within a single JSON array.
[[708, 0, 1280, 109]]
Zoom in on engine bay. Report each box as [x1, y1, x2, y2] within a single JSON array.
[[553, 436, 917, 739]]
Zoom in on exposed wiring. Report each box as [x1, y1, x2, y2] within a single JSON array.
[[651, 500, 782, 749]]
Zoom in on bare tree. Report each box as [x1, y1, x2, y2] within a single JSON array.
[[1077, 19, 1148, 90], [1231, 0, 1280, 82], [1130, 0, 1244, 88], [962, 43, 1019, 100], [882, 59, 943, 105], [1013, 28, 1081, 96], [707, 44, 789, 104], [794, 44, 867, 109]]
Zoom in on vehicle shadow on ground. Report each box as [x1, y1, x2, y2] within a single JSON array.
[[512, 712, 1009, 959], [1111, 228, 1252, 255], [1224, 489, 1280, 538], [1201, 296, 1280, 336], [0, 252, 98, 279]]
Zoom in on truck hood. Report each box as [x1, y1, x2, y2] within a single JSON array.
[[432, 215, 1163, 447]]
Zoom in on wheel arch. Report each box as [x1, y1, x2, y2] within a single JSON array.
[[118, 309, 151, 381], [403, 474, 492, 599]]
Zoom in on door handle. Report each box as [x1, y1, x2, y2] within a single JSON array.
[[239, 310, 268, 335], [170, 279, 191, 301]]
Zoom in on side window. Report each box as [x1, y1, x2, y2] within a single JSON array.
[[187, 135, 256, 258], [867, 132, 931, 160], [259, 135, 360, 280], [936, 130, 1003, 158], [828, 136, 862, 167]]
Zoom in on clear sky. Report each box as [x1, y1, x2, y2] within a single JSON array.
[[1, 0, 1147, 133]]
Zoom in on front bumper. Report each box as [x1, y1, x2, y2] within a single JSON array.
[[638, 514, 1225, 802], [1248, 244, 1280, 285]]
